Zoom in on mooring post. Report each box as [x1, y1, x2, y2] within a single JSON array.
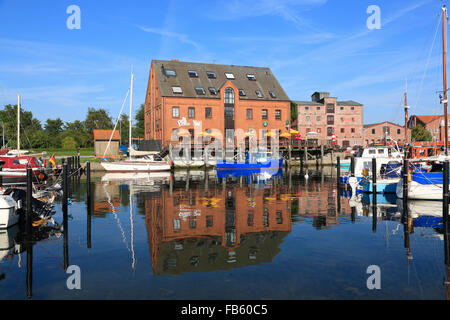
[[26, 167, 32, 236], [288, 145, 292, 168], [372, 158, 377, 232], [336, 156, 341, 190], [320, 145, 324, 168], [403, 159, 409, 203], [26, 241, 33, 299], [0, 166, 3, 188], [350, 157, 355, 176], [86, 161, 92, 249], [444, 161, 449, 227], [304, 146, 308, 168], [63, 162, 69, 270]]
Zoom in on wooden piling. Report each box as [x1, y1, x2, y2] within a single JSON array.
[[444, 161, 449, 227], [336, 156, 341, 189], [26, 167, 32, 236], [86, 162, 91, 249], [372, 158, 377, 233], [320, 145, 324, 168]]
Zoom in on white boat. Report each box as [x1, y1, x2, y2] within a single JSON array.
[[101, 171, 171, 182], [0, 195, 19, 229], [101, 72, 171, 173]]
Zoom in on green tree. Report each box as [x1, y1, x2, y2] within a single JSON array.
[[62, 136, 77, 149], [411, 124, 432, 141], [84, 107, 114, 146], [290, 101, 298, 124], [119, 114, 130, 145], [134, 104, 145, 139], [44, 118, 64, 135], [0, 104, 42, 148]]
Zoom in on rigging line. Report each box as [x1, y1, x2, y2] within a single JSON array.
[[102, 182, 130, 252], [103, 89, 130, 158], [414, 12, 442, 112]]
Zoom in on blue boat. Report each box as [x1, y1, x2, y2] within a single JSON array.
[[216, 151, 283, 171]]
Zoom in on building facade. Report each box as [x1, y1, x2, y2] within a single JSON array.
[[144, 60, 291, 147], [363, 121, 405, 146], [408, 115, 450, 142], [294, 92, 364, 147]]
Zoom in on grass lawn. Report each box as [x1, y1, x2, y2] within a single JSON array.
[[31, 148, 95, 157]]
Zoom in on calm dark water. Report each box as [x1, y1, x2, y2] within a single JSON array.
[[0, 168, 448, 300]]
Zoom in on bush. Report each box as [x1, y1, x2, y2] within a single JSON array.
[[62, 136, 77, 149]]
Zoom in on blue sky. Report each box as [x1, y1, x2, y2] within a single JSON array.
[[0, 0, 448, 125]]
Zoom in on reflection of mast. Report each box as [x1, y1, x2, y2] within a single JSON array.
[[130, 189, 136, 270], [443, 203, 450, 300]]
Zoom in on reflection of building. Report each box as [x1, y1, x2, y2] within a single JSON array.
[[290, 178, 351, 229], [93, 182, 121, 214], [145, 184, 291, 275]]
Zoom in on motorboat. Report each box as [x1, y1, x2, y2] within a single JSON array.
[[216, 151, 283, 171], [101, 155, 171, 172]]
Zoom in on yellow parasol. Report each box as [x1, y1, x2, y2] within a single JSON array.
[[280, 132, 291, 138], [290, 129, 299, 134]]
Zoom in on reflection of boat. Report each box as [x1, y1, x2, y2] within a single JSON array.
[[397, 198, 445, 218], [101, 171, 171, 183], [0, 224, 21, 260], [216, 151, 283, 171], [0, 195, 19, 229], [362, 192, 398, 205], [217, 168, 282, 182]]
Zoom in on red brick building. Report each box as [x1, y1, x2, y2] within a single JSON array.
[[363, 121, 405, 146], [408, 115, 450, 142], [144, 60, 291, 147], [293, 92, 364, 147]]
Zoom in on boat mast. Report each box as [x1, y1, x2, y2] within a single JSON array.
[[404, 82, 409, 145], [129, 72, 134, 161], [443, 5, 449, 156], [17, 94, 20, 156]]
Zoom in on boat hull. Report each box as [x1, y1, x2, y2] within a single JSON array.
[[360, 178, 399, 194], [101, 161, 171, 172], [216, 158, 283, 170], [396, 178, 444, 200], [0, 196, 19, 229]]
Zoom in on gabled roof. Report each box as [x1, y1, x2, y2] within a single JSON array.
[[293, 100, 323, 106], [293, 99, 363, 107], [93, 129, 120, 141], [152, 60, 290, 101], [364, 121, 403, 129], [412, 115, 443, 124], [337, 100, 363, 106]]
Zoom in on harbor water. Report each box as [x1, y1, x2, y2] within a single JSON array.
[[0, 167, 449, 300]]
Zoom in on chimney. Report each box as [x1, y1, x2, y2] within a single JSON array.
[[311, 92, 330, 102]]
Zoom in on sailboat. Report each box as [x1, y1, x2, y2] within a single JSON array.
[[101, 72, 171, 173], [396, 5, 450, 200]]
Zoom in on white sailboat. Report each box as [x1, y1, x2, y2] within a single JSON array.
[[101, 72, 171, 173]]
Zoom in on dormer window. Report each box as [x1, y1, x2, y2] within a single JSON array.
[[239, 89, 246, 96], [247, 74, 256, 81], [172, 86, 183, 94], [225, 73, 235, 80], [208, 87, 217, 95], [188, 70, 198, 78], [269, 91, 276, 98], [206, 72, 216, 79], [255, 90, 263, 98], [195, 87, 206, 95], [165, 69, 176, 77]]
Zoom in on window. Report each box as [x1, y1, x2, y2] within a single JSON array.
[[269, 91, 276, 98], [316, 116, 321, 121], [327, 115, 334, 125], [165, 69, 176, 77], [255, 90, 263, 98], [327, 127, 334, 136], [195, 87, 206, 95], [262, 109, 268, 120], [317, 128, 321, 133], [224, 87, 235, 104], [188, 70, 198, 78], [173, 219, 181, 231], [351, 107, 355, 110], [275, 110, 281, 120], [340, 107, 344, 110], [246, 109, 253, 119], [340, 128, 345, 133], [172, 106, 180, 118], [208, 87, 217, 95], [247, 74, 256, 81], [238, 89, 246, 96], [327, 104, 335, 113], [225, 72, 235, 79], [317, 107, 321, 110], [372, 129, 375, 134], [206, 71, 216, 79], [206, 216, 213, 227], [397, 129, 401, 134], [351, 128, 355, 133], [172, 86, 183, 94], [188, 107, 195, 118], [205, 107, 212, 118], [306, 116, 310, 122], [305, 106, 309, 110]]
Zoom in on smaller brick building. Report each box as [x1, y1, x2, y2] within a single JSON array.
[[408, 115, 450, 142], [294, 92, 364, 147], [363, 121, 405, 146]]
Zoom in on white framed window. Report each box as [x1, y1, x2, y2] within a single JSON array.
[[195, 87, 206, 95], [188, 70, 198, 77], [225, 72, 235, 79], [247, 74, 256, 81], [172, 86, 183, 94]]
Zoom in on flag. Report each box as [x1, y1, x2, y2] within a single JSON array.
[[49, 155, 56, 168]]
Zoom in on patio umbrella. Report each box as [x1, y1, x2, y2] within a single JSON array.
[[280, 132, 291, 138], [290, 129, 299, 134]]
